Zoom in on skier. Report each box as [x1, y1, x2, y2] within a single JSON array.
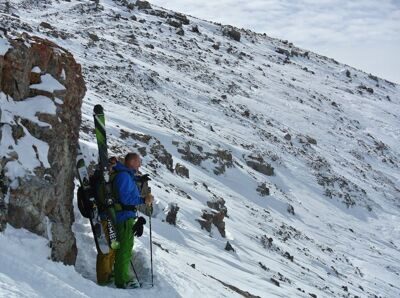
[[112, 152, 153, 289]]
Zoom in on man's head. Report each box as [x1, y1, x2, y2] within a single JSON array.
[[125, 152, 141, 170]]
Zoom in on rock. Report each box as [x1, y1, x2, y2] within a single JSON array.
[[190, 263, 195, 269], [197, 208, 226, 237], [212, 149, 233, 175], [276, 47, 290, 56], [261, 235, 273, 249], [270, 278, 280, 287], [39, 22, 53, 30], [358, 84, 374, 94], [197, 217, 212, 233], [136, 0, 152, 10], [191, 25, 200, 33], [257, 183, 270, 196], [88, 32, 99, 42], [258, 262, 268, 271], [176, 28, 184, 36], [174, 13, 189, 25], [225, 241, 235, 252], [175, 163, 189, 178], [167, 19, 182, 28], [30, 66, 41, 84], [306, 136, 317, 145], [287, 204, 295, 215], [368, 74, 378, 82], [246, 155, 274, 176], [207, 197, 227, 217], [242, 109, 250, 117], [177, 142, 204, 166], [11, 124, 25, 140], [284, 133, 291, 141], [150, 141, 173, 172], [0, 34, 86, 265], [283, 251, 294, 262], [222, 26, 241, 42], [119, 129, 152, 144], [137, 146, 147, 157], [166, 203, 179, 225]]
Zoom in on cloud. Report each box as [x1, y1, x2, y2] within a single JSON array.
[[151, 0, 400, 83]]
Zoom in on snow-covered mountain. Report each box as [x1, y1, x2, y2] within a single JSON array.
[[1, 0, 399, 297]]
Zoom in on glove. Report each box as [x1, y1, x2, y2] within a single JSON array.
[[144, 193, 154, 207], [132, 216, 146, 237], [137, 174, 151, 183]]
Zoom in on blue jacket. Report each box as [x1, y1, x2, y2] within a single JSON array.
[[113, 162, 144, 223]]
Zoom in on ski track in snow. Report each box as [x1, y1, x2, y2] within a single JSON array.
[[1, 0, 400, 297]]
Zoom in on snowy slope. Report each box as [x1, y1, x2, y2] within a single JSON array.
[[1, 1, 400, 297]]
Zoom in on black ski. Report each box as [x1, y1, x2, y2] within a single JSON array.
[[76, 146, 110, 254]]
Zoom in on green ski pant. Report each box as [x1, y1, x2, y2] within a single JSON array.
[[114, 218, 134, 288]]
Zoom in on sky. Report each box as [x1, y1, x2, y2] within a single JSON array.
[[151, 0, 400, 84]]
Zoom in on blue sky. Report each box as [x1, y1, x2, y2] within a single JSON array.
[[151, 0, 400, 84]]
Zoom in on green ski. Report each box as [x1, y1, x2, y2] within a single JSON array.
[[93, 104, 119, 250]]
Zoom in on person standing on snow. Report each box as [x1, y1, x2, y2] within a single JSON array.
[[112, 152, 153, 289]]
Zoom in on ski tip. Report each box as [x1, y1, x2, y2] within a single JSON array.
[[93, 104, 104, 115]]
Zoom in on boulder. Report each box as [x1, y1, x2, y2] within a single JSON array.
[[136, 0, 152, 10], [222, 26, 241, 42], [175, 163, 189, 178], [246, 155, 274, 176], [284, 133, 291, 141], [0, 33, 86, 265], [207, 197, 227, 217], [197, 208, 226, 237], [225, 241, 235, 252], [165, 203, 179, 225], [257, 182, 270, 196]]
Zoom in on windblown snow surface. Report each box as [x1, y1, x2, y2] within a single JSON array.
[[1, 1, 400, 297]]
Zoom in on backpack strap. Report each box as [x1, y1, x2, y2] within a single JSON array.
[[112, 169, 138, 213], [114, 203, 137, 212]]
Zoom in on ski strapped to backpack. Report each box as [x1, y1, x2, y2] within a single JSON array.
[[93, 104, 120, 250], [76, 146, 110, 254]]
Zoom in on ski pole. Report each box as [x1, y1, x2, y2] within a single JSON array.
[[147, 204, 154, 287], [130, 260, 141, 286]]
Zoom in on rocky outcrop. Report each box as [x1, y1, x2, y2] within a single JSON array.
[[197, 208, 226, 237], [225, 241, 235, 252], [174, 141, 234, 175], [165, 203, 179, 225], [222, 26, 241, 42], [0, 33, 86, 265], [175, 163, 189, 178], [245, 155, 274, 176], [256, 182, 270, 196]]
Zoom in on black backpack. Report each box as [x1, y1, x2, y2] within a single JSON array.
[[76, 170, 105, 218], [77, 186, 95, 218]]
